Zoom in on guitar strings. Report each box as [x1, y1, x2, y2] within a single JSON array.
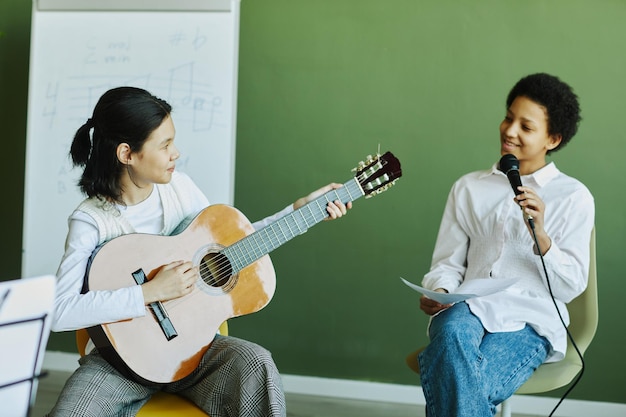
[[196, 167, 386, 285], [195, 180, 366, 287], [194, 155, 396, 285], [196, 185, 353, 286], [194, 170, 382, 285]]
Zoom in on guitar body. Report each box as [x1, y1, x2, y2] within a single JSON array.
[[86, 204, 276, 384]]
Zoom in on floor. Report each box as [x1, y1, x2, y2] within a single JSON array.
[[29, 370, 536, 417]]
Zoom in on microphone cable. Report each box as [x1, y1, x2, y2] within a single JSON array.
[[528, 220, 585, 417]]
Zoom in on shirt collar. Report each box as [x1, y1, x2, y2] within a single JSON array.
[[483, 160, 560, 188]]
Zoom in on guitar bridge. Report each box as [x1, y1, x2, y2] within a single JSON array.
[[132, 269, 178, 341]]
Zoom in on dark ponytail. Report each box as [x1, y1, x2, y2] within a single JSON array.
[[70, 119, 94, 167], [70, 87, 172, 202]]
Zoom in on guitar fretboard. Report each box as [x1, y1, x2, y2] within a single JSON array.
[[224, 178, 363, 272]]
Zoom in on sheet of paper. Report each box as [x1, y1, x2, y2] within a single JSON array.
[[400, 276, 518, 305], [0, 275, 56, 417]]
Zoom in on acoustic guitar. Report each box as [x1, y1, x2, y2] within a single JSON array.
[[86, 151, 402, 384]]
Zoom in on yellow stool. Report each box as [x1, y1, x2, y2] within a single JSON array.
[[76, 322, 229, 416], [135, 392, 208, 417]]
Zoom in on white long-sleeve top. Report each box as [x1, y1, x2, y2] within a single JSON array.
[[422, 161, 594, 362], [52, 171, 294, 332]]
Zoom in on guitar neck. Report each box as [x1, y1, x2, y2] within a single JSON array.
[[224, 178, 363, 272]]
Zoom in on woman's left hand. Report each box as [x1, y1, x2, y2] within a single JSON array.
[[293, 183, 352, 220]]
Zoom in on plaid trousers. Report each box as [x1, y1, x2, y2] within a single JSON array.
[[47, 335, 286, 417]]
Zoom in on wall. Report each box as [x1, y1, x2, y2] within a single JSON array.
[[0, 0, 30, 281], [2, 0, 624, 405]]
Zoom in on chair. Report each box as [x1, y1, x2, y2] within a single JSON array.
[[76, 321, 229, 417], [406, 227, 598, 417]]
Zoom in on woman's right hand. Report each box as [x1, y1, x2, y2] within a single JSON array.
[[419, 289, 452, 316], [141, 260, 198, 304]]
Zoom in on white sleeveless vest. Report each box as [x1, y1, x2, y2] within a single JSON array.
[[77, 176, 196, 245]]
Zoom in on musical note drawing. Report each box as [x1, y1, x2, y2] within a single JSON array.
[[168, 62, 195, 106], [42, 81, 60, 129], [193, 96, 222, 132], [192, 28, 207, 50]]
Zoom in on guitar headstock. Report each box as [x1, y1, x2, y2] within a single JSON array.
[[353, 151, 402, 198]]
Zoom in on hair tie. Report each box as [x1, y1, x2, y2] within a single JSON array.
[[86, 118, 95, 129]]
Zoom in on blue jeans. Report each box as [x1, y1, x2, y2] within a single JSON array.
[[418, 302, 550, 417]]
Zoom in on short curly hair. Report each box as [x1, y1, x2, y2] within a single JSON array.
[[506, 73, 581, 154]]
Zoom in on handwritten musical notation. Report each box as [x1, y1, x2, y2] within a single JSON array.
[[37, 23, 232, 196]]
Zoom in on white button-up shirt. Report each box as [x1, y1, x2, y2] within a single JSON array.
[[422, 161, 594, 361]]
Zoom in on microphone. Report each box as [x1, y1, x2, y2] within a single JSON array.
[[498, 154, 535, 227]]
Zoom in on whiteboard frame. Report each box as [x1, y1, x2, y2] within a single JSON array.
[[22, 0, 242, 277], [37, 0, 233, 11]]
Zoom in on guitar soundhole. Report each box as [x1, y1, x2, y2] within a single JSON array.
[[199, 252, 233, 289]]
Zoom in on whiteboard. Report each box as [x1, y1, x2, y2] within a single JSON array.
[[22, 0, 241, 277]]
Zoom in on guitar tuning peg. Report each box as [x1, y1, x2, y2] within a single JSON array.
[[365, 179, 399, 199], [351, 160, 366, 173]]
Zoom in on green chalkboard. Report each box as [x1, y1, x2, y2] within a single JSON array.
[[231, 0, 626, 405]]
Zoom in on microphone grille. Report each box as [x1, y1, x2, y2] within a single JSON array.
[[499, 154, 519, 174]]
